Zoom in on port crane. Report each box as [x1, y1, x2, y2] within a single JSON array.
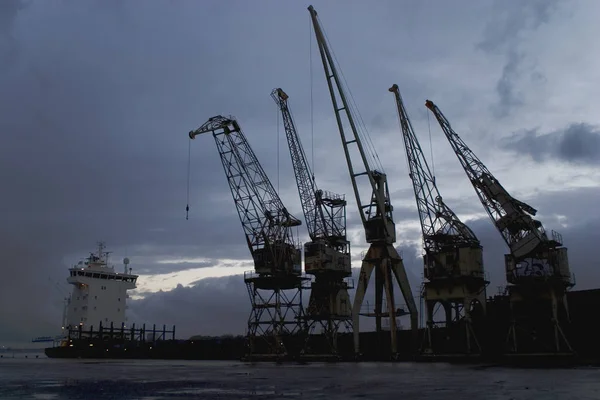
[[188, 115, 309, 360], [272, 88, 352, 357], [425, 100, 573, 354], [389, 85, 488, 355], [308, 5, 418, 358]]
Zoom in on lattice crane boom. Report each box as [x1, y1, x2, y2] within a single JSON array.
[[425, 101, 548, 260], [272, 89, 320, 239], [189, 115, 301, 275], [390, 85, 479, 252], [272, 88, 352, 354], [308, 5, 394, 244]]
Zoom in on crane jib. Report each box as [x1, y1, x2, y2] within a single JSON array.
[[188, 115, 302, 277]]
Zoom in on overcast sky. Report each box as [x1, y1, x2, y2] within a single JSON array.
[[2, 0, 600, 344]]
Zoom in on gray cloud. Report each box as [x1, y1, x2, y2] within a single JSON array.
[[494, 50, 525, 117], [0, 0, 595, 345], [133, 260, 215, 276], [477, 0, 564, 118], [462, 186, 600, 292], [477, 0, 561, 54], [502, 122, 600, 165], [26, 186, 600, 341], [532, 186, 600, 227], [53, 184, 600, 338], [129, 277, 249, 338], [0, 0, 303, 342], [129, 205, 600, 338], [0, 0, 25, 34], [127, 242, 425, 339], [0, 0, 27, 70]]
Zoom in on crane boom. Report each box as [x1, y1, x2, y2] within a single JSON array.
[[308, 6, 394, 244], [424, 101, 547, 260], [272, 89, 341, 244], [309, 5, 417, 357], [272, 88, 352, 356], [272, 88, 318, 239], [390, 85, 479, 252], [189, 115, 301, 276]]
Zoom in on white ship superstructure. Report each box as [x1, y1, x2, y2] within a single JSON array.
[[65, 242, 137, 330]]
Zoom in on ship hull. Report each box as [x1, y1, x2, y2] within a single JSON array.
[[45, 288, 600, 366], [44, 339, 597, 368]]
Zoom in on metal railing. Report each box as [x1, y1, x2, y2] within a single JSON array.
[[359, 301, 409, 317], [551, 230, 563, 246], [319, 190, 345, 202]]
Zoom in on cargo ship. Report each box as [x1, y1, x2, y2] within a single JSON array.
[[45, 242, 177, 356]]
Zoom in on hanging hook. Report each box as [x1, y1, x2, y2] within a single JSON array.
[[186, 137, 191, 220]]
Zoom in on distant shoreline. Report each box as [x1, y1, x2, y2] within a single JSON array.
[[0, 348, 45, 353]]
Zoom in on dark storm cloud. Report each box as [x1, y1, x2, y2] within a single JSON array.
[[477, 0, 560, 53], [454, 187, 600, 293], [128, 243, 426, 338], [133, 260, 215, 276], [494, 50, 525, 117], [0, 0, 421, 342], [477, 0, 564, 118], [0, 0, 25, 34], [36, 182, 600, 339], [0, 0, 310, 342], [502, 123, 600, 165], [0, 0, 591, 344], [532, 186, 600, 227], [0, 0, 27, 69], [128, 207, 600, 337], [129, 277, 249, 338]]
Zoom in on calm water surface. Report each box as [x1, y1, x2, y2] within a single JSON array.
[[0, 354, 599, 399]]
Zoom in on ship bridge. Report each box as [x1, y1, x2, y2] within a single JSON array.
[[68, 264, 137, 285], [65, 242, 138, 330]]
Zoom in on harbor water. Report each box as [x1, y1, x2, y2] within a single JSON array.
[[1, 353, 599, 399]]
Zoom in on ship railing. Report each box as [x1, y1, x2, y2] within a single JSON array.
[[67, 322, 176, 343], [243, 270, 258, 281]]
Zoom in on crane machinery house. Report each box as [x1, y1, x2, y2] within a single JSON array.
[[65, 242, 137, 330]]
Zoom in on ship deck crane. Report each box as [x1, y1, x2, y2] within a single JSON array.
[[425, 100, 573, 354], [188, 115, 309, 360], [272, 88, 352, 357], [389, 85, 487, 355], [308, 5, 417, 358]]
